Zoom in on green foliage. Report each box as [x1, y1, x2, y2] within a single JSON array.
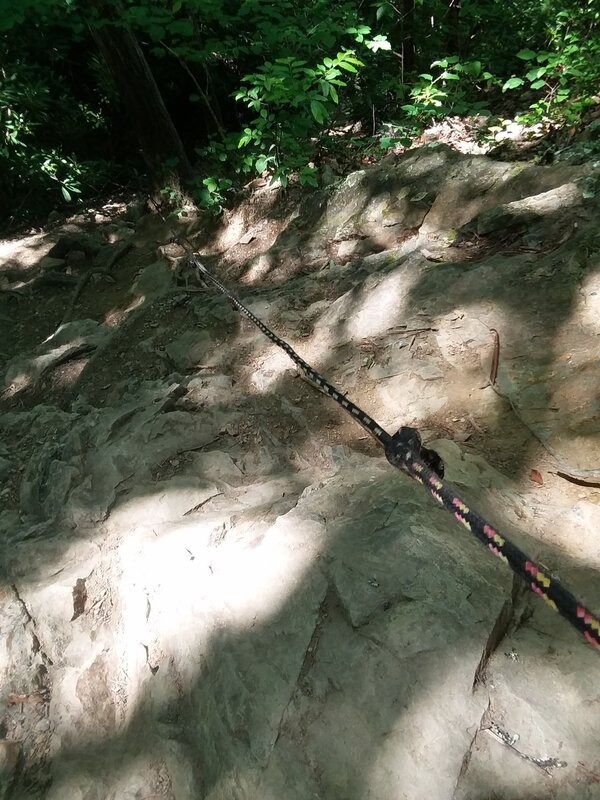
[[233, 51, 363, 184], [191, 176, 233, 213], [400, 56, 495, 122], [1, 0, 599, 224], [501, 9, 600, 126], [0, 0, 120, 222]]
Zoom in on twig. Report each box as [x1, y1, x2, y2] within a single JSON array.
[[484, 724, 566, 777], [489, 327, 500, 386]]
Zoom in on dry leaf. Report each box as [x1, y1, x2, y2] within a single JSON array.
[[529, 469, 543, 486]]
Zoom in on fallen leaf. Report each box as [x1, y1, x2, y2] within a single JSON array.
[[529, 469, 543, 486]]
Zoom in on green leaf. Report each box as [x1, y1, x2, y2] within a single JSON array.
[[517, 49, 536, 60], [300, 172, 318, 187], [61, 186, 71, 201], [168, 19, 193, 36], [310, 99, 328, 123], [238, 130, 252, 148], [502, 77, 524, 92], [367, 35, 391, 52], [148, 25, 166, 41], [255, 155, 269, 172], [530, 79, 546, 89], [339, 54, 363, 65]]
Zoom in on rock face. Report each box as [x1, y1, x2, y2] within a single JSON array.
[[4, 320, 111, 396], [1, 144, 600, 799]]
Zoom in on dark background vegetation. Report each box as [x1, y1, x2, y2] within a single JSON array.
[[1, 0, 599, 227]]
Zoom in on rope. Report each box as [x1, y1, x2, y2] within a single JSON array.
[[185, 253, 600, 653]]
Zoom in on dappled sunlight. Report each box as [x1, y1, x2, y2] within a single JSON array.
[[3, 0, 600, 794], [215, 214, 247, 252], [578, 267, 600, 330], [118, 511, 317, 630], [250, 346, 293, 392], [248, 316, 343, 395], [103, 293, 145, 327], [367, 657, 475, 796], [106, 479, 221, 530], [0, 232, 50, 270], [115, 505, 317, 713], [3, 323, 110, 397], [305, 322, 347, 380], [2, 368, 33, 396], [244, 252, 274, 283], [349, 265, 421, 339]]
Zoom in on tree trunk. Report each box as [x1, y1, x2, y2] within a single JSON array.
[[446, 0, 461, 55], [389, 0, 415, 78], [402, 0, 416, 74], [90, 24, 193, 186]]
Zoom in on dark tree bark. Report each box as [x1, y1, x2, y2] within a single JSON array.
[[389, 0, 415, 76], [446, 0, 461, 55], [401, 0, 416, 74], [90, 23, 193, 186]]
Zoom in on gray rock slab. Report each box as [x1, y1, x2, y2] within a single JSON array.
[[39, 256, 66, 272], [165, 330, 212, 370], [131, 259, 174, 298], [3, 144, 600, 800], [3, 319, 111, 395], [497, 349, 600, 477]]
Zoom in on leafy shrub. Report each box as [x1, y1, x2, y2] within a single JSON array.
[[502, 6, 600, 125], [400, 56, 495, 123]]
